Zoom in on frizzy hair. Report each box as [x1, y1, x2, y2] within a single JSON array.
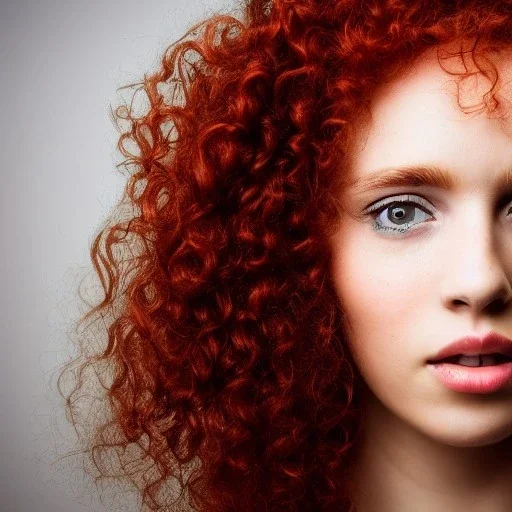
[[57, 0, 512, 511]]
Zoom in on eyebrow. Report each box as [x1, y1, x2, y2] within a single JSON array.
[[349, 165, 512, 193]]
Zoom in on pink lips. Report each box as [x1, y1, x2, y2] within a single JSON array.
[[427, 332, 512, 394], [427, 362, 512, 394], [427, 332, 512, 362]]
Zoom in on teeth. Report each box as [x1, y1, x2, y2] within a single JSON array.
[[432, 353, 512, 366], [481, 355, 498, 366], [455, 354, 498, 367], [456, 355, 481, 366]]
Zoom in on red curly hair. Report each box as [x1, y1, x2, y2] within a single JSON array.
[[58, 0, 512, 510]]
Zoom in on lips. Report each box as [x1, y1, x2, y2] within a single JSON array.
[[433, 353, 512, 364], [426, 332, 512, 364]]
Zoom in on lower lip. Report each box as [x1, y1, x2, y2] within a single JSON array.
[[427, 362, 512, 394]]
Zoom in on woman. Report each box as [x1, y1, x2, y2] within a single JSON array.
[[58, 0, 512, 510]]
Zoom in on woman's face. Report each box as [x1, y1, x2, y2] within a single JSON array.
[[330, 45, 512, 447]]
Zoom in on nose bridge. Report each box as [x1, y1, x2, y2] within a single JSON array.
[[441, 199, 512, 317]]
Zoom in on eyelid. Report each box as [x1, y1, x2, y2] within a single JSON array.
[[363, 194, 436, 215]]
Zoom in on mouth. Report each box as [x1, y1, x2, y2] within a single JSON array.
[[426, 356, 512, 394], [427, 353, 512, 367], [426, 332, 512, 367]]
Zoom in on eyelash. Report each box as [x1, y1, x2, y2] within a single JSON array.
[[363, 194, 512, 236], [363, 194, 435, 235]]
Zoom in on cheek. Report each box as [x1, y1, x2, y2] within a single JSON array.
[[331, 227, 428, 370]]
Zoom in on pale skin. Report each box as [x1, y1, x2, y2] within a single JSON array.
[[330, 43, 512, 511]]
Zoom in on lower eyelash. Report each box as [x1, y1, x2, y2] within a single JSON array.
[[371, 221, 412, 235], [372, 222, 411, 234]]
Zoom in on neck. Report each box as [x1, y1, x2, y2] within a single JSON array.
[[349, 384, 512, 512]]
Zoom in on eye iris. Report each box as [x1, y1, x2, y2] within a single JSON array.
[[387, 204, 414, 225]]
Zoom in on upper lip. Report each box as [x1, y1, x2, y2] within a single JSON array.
[[427, 332, 512, 363]]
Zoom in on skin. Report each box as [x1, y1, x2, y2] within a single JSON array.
[[330, 44, 512, 511]]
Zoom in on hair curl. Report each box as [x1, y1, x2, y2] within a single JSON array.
[[57, 1, 512, 511]]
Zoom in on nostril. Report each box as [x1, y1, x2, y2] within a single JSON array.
[[486, 299, 509, 315]]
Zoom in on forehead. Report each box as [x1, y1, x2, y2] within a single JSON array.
[[348, 45, 512, 182]]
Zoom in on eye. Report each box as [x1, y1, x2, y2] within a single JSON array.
[[363, 194, 436, 236], [500, 196, 512, 219]]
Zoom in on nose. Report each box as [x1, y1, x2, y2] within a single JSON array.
[[441, 215, 512, 319]]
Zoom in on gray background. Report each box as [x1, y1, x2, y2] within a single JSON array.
[[0, 0, 237, 510]]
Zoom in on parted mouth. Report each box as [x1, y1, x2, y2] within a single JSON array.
[[427, 353, 512, 364], [426, 332, 512, 364]]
